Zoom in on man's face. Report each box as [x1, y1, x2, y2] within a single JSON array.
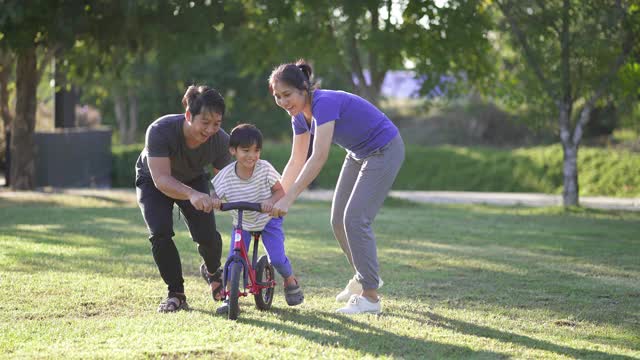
[[190, 111, 222, 145]]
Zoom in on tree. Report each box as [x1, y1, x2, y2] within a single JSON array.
[[402, 0, 495, 98], [0, 0, 233, 186], [228, 0, 408, 104], [492, 0, 639, 206], [0, 50, 14, 174], [61, 1, 236, 145], [0, 0, 69, 189]]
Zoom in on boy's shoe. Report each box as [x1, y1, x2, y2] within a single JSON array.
[[335, 275, 384, 302], [336, 295, 382, 314], [284, 282, 304, 306], [216, 299, 230, 315]]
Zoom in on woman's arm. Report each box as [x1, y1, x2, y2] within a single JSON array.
[[271, 121, 334, 216], [280, 131, 311, 192], [288, 121, 334, 198], [148, 156, 214, 212]]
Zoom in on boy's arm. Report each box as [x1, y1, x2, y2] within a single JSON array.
[[262, 181, 285, 213]]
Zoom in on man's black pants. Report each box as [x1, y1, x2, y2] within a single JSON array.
[[136, 175, 222, 294]]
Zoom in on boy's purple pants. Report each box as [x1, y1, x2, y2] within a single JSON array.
[[227, 216, 292, 278]]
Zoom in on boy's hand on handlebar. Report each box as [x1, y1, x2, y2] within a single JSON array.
[[261, 200, 274, 213]]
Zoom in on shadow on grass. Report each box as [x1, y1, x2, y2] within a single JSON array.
[[2, 205, 156, 276], [241, 309, 504, 359], [400, 310, 638, 360]]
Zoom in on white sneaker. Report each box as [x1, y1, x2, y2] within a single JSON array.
[[336, 295, 382, 314], [335, 275, 384, 302]]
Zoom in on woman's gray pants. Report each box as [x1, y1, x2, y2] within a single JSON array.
[[330, 134, 405, 290]]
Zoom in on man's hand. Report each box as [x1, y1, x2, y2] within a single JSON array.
[[211, 196, 222, 210], [189, 191, 214, 213]]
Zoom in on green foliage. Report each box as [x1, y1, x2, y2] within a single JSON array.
[[112, 143, 640, 196], [228, 0, 405, 102], [403, 0, 496, 97], [111, 143, 142, 188], [1, 191, 639, 358], [488, 0, 640, 128], [395, 145, 640, 196]]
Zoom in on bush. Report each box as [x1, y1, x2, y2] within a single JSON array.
[[112, 144, 143, 188], [112, 143, 640, 197]]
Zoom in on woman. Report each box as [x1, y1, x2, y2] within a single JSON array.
[[135, 85, 230, 312], [268, 60, 405, 314]]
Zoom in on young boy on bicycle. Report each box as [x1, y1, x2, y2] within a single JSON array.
[[211, 123, 304, 313]]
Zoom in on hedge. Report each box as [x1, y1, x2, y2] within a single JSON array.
[[113, 143, 640, 197]]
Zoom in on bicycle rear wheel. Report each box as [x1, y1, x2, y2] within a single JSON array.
[[254, 255, 275, 310], [228, 261, 243, 320]]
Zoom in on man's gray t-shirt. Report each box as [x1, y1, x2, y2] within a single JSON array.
[[135, 114, 231, 183]]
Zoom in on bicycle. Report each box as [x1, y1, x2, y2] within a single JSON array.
[[219, 201, 276, 320]]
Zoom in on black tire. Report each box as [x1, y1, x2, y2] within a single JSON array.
[[228, 261, 243, 320], [254, 255, 275, 310]]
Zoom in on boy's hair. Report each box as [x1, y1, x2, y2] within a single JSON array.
[[229, 123, 263, 149]]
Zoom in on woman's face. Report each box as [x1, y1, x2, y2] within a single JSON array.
[[272, 80, 307, 117], [187, 110, 222, 145]]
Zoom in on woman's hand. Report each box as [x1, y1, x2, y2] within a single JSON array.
[[270, 196, 292, 217], [261, 199, 275, 213]]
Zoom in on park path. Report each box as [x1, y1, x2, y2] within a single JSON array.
[[0, 187, 638, 211]]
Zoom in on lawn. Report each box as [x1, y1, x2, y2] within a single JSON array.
[[0, 190, 638, 359]]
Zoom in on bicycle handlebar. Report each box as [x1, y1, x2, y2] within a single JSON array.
[[219, 201, 262, 212]]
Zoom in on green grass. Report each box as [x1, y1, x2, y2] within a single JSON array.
[[1, 191, 639, 359]]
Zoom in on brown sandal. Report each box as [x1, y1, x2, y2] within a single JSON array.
[[157, 293, 189, 313], [200, 263, 224, 301]]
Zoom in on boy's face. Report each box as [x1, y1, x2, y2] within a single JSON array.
[[230, 143, 261, 170]]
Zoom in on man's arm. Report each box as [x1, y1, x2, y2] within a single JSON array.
[[148, 156, 214, 212]]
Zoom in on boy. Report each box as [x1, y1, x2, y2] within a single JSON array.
[[211, 123, 304, 313]]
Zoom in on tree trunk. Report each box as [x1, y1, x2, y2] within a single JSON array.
[[0, 53, 13, 131], [345, 20, 382, 106], [0, 52, 13, 176], [114, 94, 128, 145], [10, 47, 38, 190], [127, 88, 138, 145], [561, 142, 579, 206], [558, 103, 579, 206]]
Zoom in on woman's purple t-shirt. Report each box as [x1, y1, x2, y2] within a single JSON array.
[[292, 89, 398, 158]]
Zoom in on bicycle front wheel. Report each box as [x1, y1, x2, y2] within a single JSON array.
[[254, 255, 275, 310], [228, 261, 243, 320]]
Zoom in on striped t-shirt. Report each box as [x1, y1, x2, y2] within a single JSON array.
[[211, 159, 280, 231]]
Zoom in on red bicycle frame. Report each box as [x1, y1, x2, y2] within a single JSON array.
[[221, 202, 276, 298]]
